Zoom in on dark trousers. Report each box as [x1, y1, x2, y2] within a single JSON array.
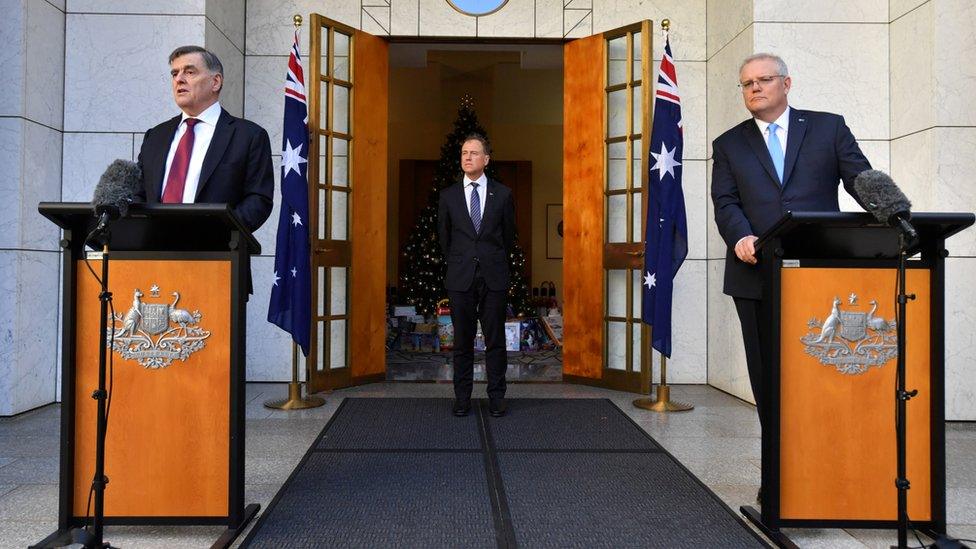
[[733, 297, 767, 427], [448, 275, 507, 402]]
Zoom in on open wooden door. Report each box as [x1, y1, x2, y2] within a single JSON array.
[[307, 15, 388, 392], [563, 21, 652, 393]]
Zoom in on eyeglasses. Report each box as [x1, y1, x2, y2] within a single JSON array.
[[738, 75, 785, 90]]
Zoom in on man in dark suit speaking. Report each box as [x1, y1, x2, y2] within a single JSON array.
[[134, 45, 274, 232], [438, 134, 516, 418], [711, 53, 870, 427]]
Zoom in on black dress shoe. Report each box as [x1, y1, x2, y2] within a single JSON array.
[[452, 399, 471, 417], [488, 398, 507, 417]]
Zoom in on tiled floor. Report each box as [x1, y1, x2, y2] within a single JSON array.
[[1, 382, 973, 548]]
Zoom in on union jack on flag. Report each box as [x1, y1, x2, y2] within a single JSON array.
[[641, 36, 688, 358], [268, 30, 312, 356]]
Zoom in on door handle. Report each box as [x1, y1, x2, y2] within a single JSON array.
[[624, 250, 645, 257]]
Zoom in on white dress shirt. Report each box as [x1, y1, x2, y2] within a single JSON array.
[[160, 101, 222, 203], [463, 173, 488, 220], [754, 105, 790, 155]]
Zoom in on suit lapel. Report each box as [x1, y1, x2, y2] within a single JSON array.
[[195, 109, 235, 200], [743, 121, 781, 188], [150, 115, 182, 200], [781, 108, 807, 188], [479, 179, 498, 236], [452, 181, 477, 236]]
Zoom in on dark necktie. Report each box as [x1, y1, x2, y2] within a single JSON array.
[[162, 118, 200, 203], [469, 182, 481, 233]]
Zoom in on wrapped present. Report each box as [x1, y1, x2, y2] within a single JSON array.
[[505, 321, 521, 351]]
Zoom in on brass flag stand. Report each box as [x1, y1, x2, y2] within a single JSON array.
[[264, 342, 326, 410]]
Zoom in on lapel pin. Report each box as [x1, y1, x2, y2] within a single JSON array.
[[798, 118, 805, 122]]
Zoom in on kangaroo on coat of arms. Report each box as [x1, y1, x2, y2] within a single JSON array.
[[108, 285, 211, 369], [800, 294, 897, 375]]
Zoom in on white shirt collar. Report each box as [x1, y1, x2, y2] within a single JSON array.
[[465, 173, 488, 188], [181, 101, 222, 127], [754, 105, 790, 135]]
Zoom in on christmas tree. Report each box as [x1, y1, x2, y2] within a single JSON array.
[[398, 95, 532, 318]]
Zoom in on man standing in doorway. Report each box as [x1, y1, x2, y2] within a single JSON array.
[[438, 134, 517, 418], [711, 53, 870, 499]]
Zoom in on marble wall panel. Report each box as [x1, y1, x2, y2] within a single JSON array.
[[672, 61, 706, 161], [362, 3, 392, 36], [66, 0, 204, 14], [64, 14, 206, 132], [25, 0, 65, 130], [650, 259, 707, 383], [47, 0, 66, 11], [683, 160, 707, 260], [206, 0, 244, 51], [706, 259, 753, 403], [245, 0, 360, 56], [706, 0, 751, 59], [206, 19, 245, 117], [705, 159, 726, 260], [534, 0, 562, 38], [61, 132, 133, 202], [753, 0, 887, 22], [19, 121, 62, 251], [0, 0, 26, 118], [244, 55, 286, 156], [934, 1, 976, 128], [932, 128, 976, 257], [419, 0, 476, 36], [945, 257, 976, 420], [706, 27, 753, 158], [252, 156, 282, 258], [754, 22, 889, 141], [890, 0, 927, 21], [890, 0, 934, 139], [391, 0, 420, 36], [0, 119, 24, 250], [890, 129, 934, 217], [0, 250, 60, 416], [477, 0, 533, 38], [563, 4, 592, 38], [593, 0, 706, 61], [839, 140, 887, 212], [246, 255, 294, 381]]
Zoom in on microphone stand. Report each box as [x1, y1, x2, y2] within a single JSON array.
[[893, 231, 917, 549]]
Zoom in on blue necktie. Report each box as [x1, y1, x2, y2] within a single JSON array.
[[469, 182, 481, 233], [767, 122, 785, 184]]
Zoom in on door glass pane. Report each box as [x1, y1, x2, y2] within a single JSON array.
[[332, 148, 348, 187], [330, 320, 346, 369], [317, 323, 326, 371], [320, 27, 329, 58], [632, 191, 643, 242], [607, 89, 627, 138], [333, 85, 349, 135], [333, 32, 350, 81], [632, 32, 642, 82], [632, 269, 643, 316], [608, 36, 627, 86], [632, 84, 643, 135], [632, 322, 642, 373], [317, 266, 325, 316], [607, 269, 627, 318], [632, 138, 642, 187], [319, 135, 329, 185], [331, 190, 348, 240], [607, 321, 626, 370], [608, 141, 626, 190], [607, 194, 627, 243], [319, 85, 328, 131], [317, 188, 327, 240], [330, 267, 347, 315]]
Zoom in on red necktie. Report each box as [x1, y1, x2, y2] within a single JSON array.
[[161, 118, 200, 203]]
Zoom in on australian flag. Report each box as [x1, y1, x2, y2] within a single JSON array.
[[641, 37, 688, 358], [268, 30, 311, 356]]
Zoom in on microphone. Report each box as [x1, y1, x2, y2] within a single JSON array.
[[90, 159, 142, 236], [852, 169, 918, 242]]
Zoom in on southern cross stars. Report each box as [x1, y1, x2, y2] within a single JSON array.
[[273, 271, 281, 287], [650, 142, 681, 181], [643, 271, 656, 289], [291, 212, 302, 226], [281, 139, 307, 178]]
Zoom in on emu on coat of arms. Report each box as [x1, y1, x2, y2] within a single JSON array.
[[108, 286, 211, 369], [799, 294, 897, 375]]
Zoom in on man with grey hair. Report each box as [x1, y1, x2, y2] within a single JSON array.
[[710, 53, 870, 497], [135, 45, 274, 232]]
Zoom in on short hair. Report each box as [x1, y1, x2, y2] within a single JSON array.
[[739, 53, 789, 77], [462, 133, 491, 155], [168, 45, 224, 77]]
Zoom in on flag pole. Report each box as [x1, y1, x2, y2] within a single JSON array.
[[264, 14, 325, 411], [633, 18, 693, 413]]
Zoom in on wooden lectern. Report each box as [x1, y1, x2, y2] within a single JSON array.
[[741, 211, 974, 547], [34, 203, 260, 548]]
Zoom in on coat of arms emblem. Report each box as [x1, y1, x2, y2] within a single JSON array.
[[108, 285, 211, 369], [799, 294, 897, 375]]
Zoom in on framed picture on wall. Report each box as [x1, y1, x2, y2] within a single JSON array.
[[546, 204, 563, 259]]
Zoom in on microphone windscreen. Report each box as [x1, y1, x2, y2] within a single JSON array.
[[852, 169, 912, 224], [92, 159, 142, 218]]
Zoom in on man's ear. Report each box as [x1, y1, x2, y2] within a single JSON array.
[[212, 72, 223, 94]]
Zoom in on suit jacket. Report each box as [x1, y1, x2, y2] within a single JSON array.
[[135, 108, 274, 233], [437, 178, 516, 292], [711, 108, 871, 299]]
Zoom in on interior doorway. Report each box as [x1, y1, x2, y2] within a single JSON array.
[[386, 42, 564, 382]]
